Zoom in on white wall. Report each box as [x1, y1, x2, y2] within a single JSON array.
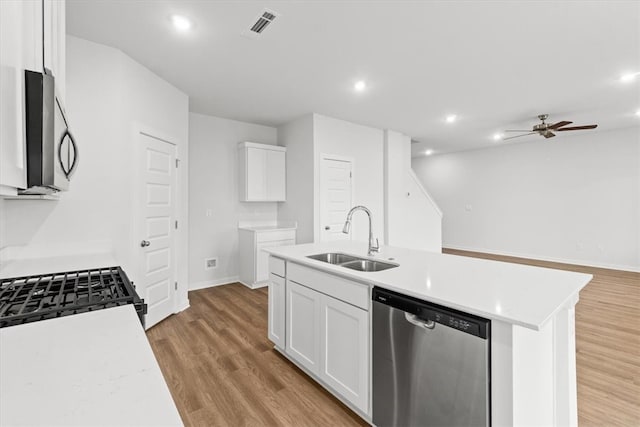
[[314, 114, 385, 244], [0, 35, 191, 306], [384, 130, 442, 252], [412, 127, 640, 271], [188, 112, 278, 289], [277, 114, 315, 243]]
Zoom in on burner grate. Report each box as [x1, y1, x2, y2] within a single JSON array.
[[0, 266, 146, 328]]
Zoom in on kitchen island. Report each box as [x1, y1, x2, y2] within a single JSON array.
[[263, 241, 592, 427]]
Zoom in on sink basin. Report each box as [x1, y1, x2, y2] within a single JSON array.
[[307, 252, 399, 272], [307, 252, 360, 264], [340, 259, 399, 272]]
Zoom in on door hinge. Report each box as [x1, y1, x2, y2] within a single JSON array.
[[174, 281, 178, 290], [175, 159, 180, 168], [350, 171, 352, 178], [175, 220, 178, 229]]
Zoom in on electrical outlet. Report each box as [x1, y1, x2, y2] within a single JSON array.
[[205, 258, 218, 270], [206, 209, 213, 217]]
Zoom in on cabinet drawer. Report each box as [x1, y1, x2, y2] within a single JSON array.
[[288, 263, 369, 310], [269, 256, 286, 278], [256, 229, 296, 243]]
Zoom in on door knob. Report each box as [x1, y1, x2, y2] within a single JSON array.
[[324, 226, 330, 230], [140, 240, 150, 247]]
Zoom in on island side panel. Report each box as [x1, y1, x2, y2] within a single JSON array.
[[513, 320, 555, 426], [491, 320, 514, 426], [553, 302, 579, 427], [493, 309, 578, 427]]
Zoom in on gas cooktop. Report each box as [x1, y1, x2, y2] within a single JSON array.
[[0, 266, 146, 328]]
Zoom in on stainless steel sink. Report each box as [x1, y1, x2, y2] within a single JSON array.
[[341, 259, 399, 272], [307, 252, 399, 272], [307, 252, 360, 264]]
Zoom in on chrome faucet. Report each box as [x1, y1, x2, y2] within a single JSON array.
[[342, 205, 380, 256]]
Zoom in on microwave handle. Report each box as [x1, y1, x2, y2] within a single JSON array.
[[58, 129, 78, 179]]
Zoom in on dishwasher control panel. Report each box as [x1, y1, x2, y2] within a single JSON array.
[[431, 310, 479, 336], [373, 287, 490, 339]]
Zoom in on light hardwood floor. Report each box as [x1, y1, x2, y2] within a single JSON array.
[[148, 251, 639, 426], [146, 283, 366, 426]]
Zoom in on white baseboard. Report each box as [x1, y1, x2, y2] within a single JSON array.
[[189, 276, 239, 291], [238, 280, 268, 290], [443, 245, 640, 273]]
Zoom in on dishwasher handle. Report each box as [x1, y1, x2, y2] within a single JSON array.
[[405, 312, 435, 329]]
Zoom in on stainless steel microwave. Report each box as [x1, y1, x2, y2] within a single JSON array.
[[21, 69, 77, 195]]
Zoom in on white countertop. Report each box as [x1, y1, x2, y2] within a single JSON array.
[[238, 224, 297, 232], [0, 305, 183, 426], [263, 241, 592, 330], [0, 253, 119, 279]]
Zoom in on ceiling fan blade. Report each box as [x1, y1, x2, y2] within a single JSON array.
[[548, 121, 573, 130], [501, 132, 536, 140], [543, 131, 556, 138], [556, 125, 598, 131], [504, 129, 534, 132]]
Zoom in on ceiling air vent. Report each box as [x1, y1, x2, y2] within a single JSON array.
[[249, 10, 279, 35]]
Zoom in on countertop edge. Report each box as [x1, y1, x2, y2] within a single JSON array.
[[263, 244, 592, 331]]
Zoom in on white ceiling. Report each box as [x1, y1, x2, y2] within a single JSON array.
[[67, 1, 640, 156]]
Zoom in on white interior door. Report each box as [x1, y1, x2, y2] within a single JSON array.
[[137, 132, 177, 329], [320, 157, 353, 242]]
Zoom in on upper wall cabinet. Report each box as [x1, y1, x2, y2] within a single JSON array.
[[238, 142, 286, 202], [0, 0, 65, 196], [43, 0, 66, 104]]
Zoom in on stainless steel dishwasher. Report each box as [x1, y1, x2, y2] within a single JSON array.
[[372, 287, 491, 427]]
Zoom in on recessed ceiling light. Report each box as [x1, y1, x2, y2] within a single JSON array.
[[493, 133, 503, 141], [425, 149, 434, 156], [619, 72, 640, 83], [445, 114, 457, 123], [171, 15, 192, 32], [354, 81, 367, 92]]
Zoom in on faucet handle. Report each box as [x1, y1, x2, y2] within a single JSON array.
[[372, 238, 380, 252]]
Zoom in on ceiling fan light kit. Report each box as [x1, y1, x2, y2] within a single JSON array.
[[502, 114, 598, 141]]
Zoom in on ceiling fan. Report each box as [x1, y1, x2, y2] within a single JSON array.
[[502, 114, 598, 140]]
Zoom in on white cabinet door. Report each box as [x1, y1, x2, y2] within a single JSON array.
[[0, 0, 40, 195], [286, 280, 321, 375], [239, 142, 286, 202], [266, 149, 285, 201], [246, 147, 267, 201], [43, 0, 65, 104], [268, 273, 285, 349], [320, 295, 369, 414]]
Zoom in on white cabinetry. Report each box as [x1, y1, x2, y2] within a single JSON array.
[[0, 0, 39, 195], [43, 0, 66, 104], [0, 0, 65, 196], [286, 280, 322, 375], [239, 227, 296, 288], [238, 142, 286, 202], [282, 262, 370, 415], [320, 295, 369, 413], [268, 270, 286, 349]]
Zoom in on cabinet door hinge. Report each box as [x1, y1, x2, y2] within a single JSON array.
[[175, 220, 178, 229], [175, 159, 180, 168], [349, 171, 352, 178], [174, 281, 178, 290]]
